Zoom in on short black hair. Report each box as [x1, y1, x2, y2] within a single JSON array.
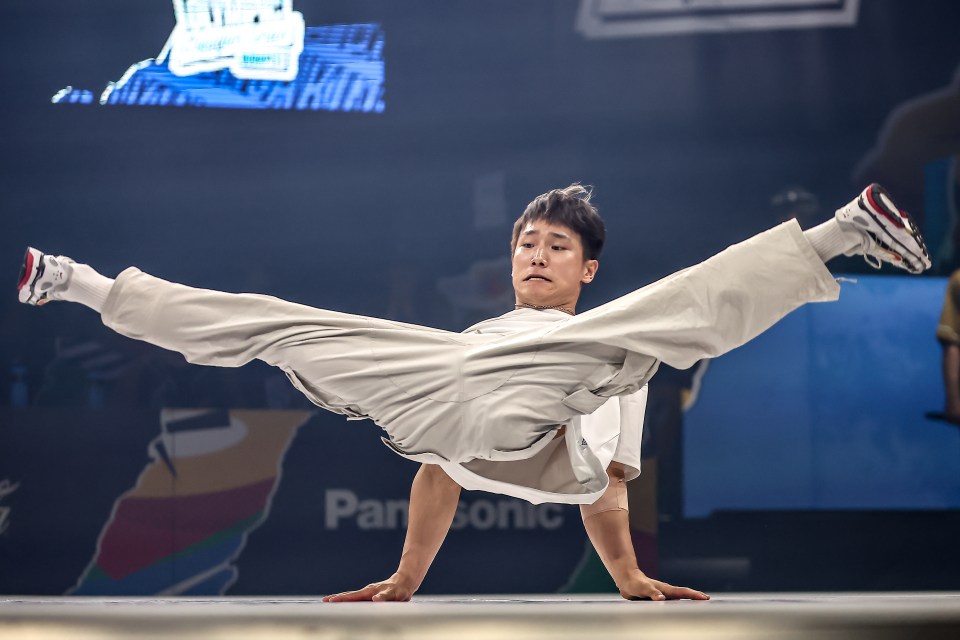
[[511, 184, 606, 261]]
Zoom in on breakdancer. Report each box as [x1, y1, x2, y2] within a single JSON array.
[[18, 183, 929, 601]]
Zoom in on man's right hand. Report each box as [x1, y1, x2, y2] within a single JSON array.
[[322, 572, 417, 602], [323, 464, 461, 603]]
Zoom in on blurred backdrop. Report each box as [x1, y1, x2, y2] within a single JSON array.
[[2, 0, 959, 596]]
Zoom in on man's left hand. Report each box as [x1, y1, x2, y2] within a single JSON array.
[[617, 571, 710, 601]]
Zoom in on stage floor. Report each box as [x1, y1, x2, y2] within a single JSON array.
[[3, 593, 960, 639]]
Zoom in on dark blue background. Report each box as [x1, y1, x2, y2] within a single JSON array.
[[2, 0, 960, 594]]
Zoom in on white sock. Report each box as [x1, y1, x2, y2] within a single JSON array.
[[803, 219, 863, 263], [60, 262, 114, 313]]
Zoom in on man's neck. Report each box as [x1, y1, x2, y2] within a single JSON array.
[[514, 301, 576, 315]]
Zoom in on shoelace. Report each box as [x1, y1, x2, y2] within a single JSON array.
[[862, 254, 883, 270]]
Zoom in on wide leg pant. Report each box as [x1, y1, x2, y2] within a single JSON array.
[[101, 220, 839, 463]]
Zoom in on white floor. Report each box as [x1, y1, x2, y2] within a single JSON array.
[[2, 593, 960, 639]]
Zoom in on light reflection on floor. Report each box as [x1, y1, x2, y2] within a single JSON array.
[[2, 593, 960, 639]]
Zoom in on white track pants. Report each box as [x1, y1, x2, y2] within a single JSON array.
[[101, 220, 839, 463]]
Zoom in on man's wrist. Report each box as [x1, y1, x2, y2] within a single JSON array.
[[609, 562, 645, 587], [392, 565, 425, 591]]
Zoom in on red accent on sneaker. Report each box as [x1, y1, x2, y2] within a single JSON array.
[[17, 251, 34, 291], [865, 186, 905, 229]]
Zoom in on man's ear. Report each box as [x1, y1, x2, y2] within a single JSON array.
[[582, 259, 599, 283]]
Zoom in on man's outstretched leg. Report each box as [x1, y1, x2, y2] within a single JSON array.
[[511, 184, 931, 396], [17, 255, 486, 458]]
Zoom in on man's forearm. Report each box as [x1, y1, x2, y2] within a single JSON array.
[[395, 463, 461, 591], [581, 508, 640, 586], [580, 463, 639, 587], [582, 503, 709, 601]]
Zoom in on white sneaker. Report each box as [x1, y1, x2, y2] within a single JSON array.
[[835, 184, 931, 274], [17, 248, 75, 305]]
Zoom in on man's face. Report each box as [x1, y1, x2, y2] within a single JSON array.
[[511, 220, 598, 311]]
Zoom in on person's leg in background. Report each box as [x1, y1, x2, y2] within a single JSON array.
[[931, 270, 960, 426]]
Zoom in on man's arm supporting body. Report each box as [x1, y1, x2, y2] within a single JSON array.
[[580, 462, 709, 601], [323, 463, 461, 602], [324, 461, 708, 602]]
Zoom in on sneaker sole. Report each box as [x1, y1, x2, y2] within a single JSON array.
[[857, 184, 931, 274], [17, 247, 45, 305]]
